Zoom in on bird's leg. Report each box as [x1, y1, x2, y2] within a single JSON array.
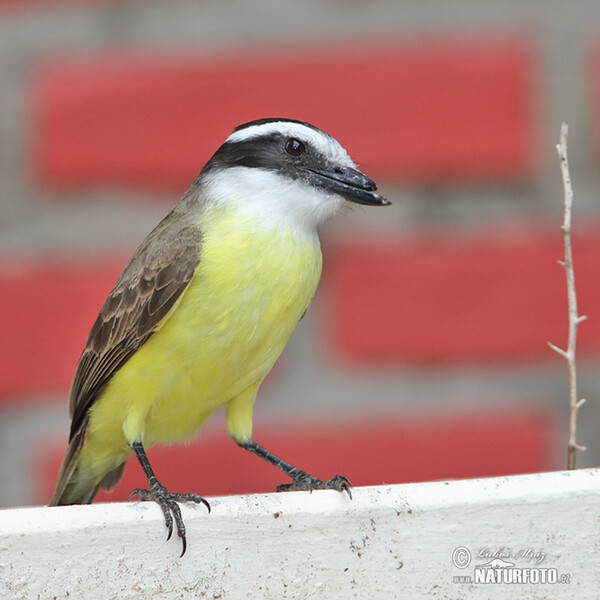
[[238, 439, 352, 499], [128, 441, 210, 556]]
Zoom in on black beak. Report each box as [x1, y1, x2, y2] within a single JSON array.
[[306, 166, 391, 206]]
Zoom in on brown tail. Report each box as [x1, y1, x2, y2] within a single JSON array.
[[50, 429, 126, 506]]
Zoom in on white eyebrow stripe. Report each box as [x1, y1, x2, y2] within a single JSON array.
[[226, 121, 356, 168], [227, 121, 323, 144]]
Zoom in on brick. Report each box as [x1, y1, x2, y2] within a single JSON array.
[[0, 258, 123, 402], [324, 225, 600, 362], [32, 39, 533, 189]]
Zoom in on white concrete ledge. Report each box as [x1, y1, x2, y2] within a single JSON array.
[[1, 469, 599, 599]]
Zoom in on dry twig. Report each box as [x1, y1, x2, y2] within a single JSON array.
[[547, 122, 587, 469]]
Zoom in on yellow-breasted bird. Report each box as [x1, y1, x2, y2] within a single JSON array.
[[50, 118, 390, 555]]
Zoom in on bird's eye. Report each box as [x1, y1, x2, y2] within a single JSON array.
[[285, 138, 306, 156]]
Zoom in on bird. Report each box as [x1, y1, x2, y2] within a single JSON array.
[[50, 117, 390, 555]]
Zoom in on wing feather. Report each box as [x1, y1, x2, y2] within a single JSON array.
[[67, 210, 203, 442]]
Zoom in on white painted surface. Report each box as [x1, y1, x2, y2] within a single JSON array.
[[1, 469, 599, 599]]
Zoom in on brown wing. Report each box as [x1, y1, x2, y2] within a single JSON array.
[[68, 209, 203, 442]]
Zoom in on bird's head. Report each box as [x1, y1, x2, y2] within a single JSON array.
[[200, 118, 390, 231]]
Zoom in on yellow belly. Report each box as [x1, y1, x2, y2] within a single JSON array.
[[79, 208, 322, 479]]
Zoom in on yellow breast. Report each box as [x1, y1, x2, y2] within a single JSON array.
[[81, 206, 322, 476]]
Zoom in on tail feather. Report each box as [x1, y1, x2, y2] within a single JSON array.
[[50, 428, 126, 506], [50, 430, 86, 506]]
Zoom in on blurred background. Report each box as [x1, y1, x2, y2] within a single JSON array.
[[1, 0, 600, 508]]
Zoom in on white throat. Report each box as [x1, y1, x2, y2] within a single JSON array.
[[202, 167, 345, 235]]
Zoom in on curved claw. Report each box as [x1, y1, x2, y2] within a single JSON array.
[[330, 474, 353, 499], [128, 488, 144, 501], [128, 483, 210, 556], [169, 492, 211, 513]]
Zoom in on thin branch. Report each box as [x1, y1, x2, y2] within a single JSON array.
[[546, 341, 568, 360], [549, 122, 587, 469]]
